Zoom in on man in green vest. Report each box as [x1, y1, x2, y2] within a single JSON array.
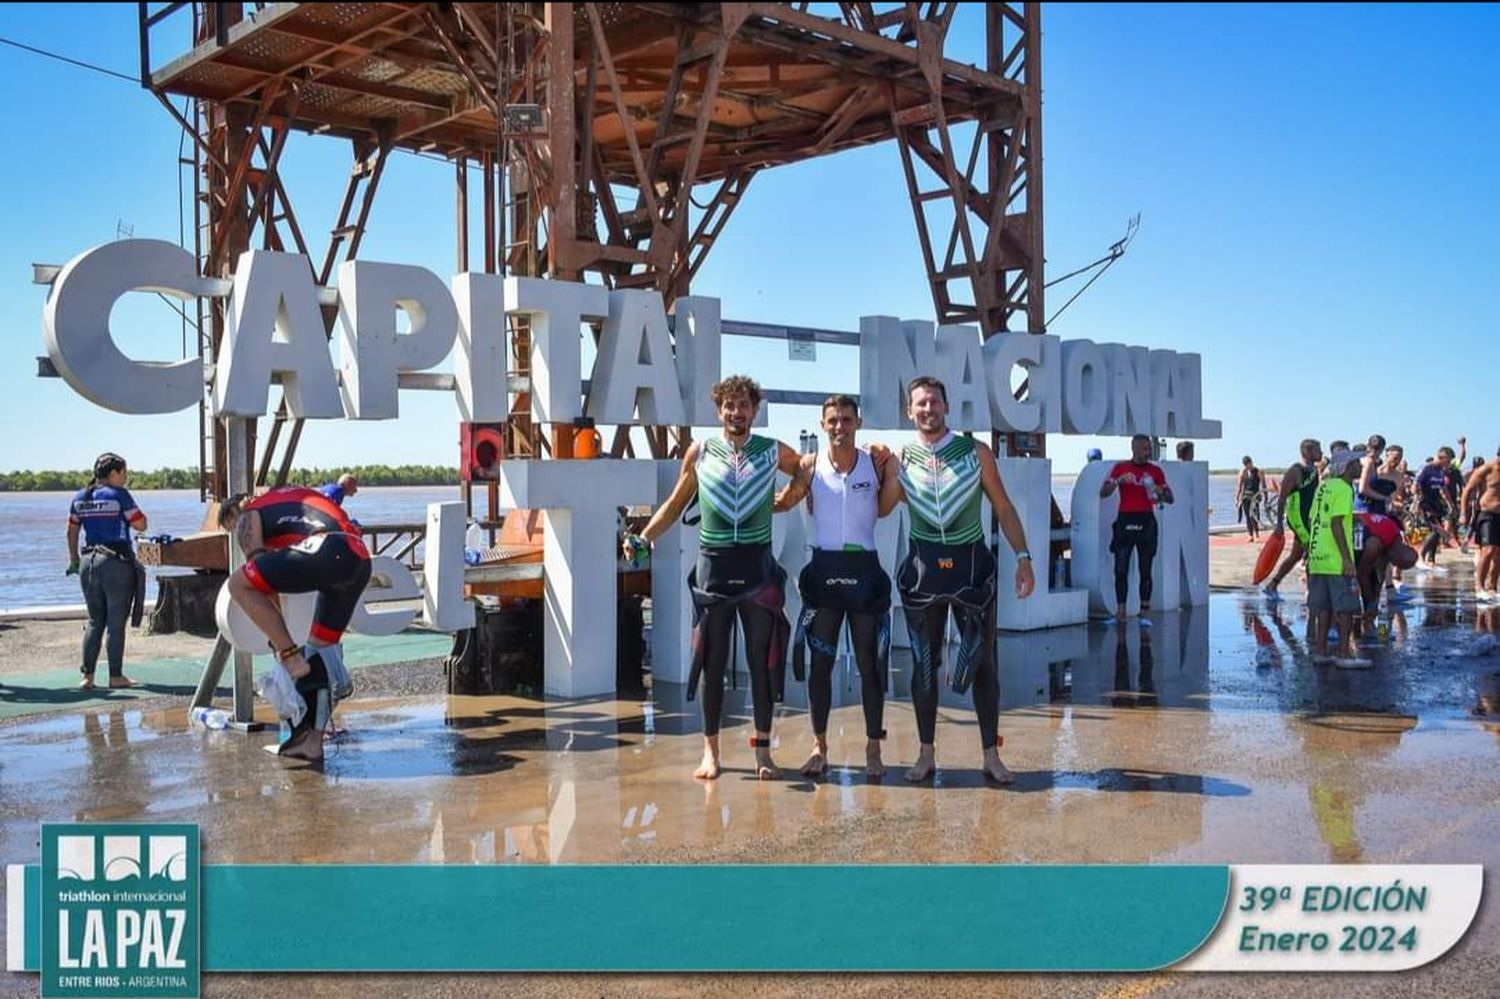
[[626, 375, 803, 781], [880, 376, 1036, 783]]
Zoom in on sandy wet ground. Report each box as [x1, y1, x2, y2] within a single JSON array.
[[2, 563, 1497, 997]]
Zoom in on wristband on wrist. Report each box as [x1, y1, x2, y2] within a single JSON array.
[[1015, 550, 1032, 562]]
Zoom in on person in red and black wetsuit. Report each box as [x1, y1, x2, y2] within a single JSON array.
[[1098, 434, 1175, 624], [219, 486, 372, 761]]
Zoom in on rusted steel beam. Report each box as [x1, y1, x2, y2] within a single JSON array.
[[586, 3, 661, 221], [209, 77, 284, 266]]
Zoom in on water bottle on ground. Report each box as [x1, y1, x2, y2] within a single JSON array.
[[189, 707, 230, 730]]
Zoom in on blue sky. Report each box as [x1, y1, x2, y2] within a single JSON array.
[[2, 3, 1496, 475]]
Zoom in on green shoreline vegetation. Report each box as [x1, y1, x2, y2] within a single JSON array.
[[0, 464, 461, 492]]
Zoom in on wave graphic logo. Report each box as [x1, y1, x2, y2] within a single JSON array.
[[54, 834, 189, 883]]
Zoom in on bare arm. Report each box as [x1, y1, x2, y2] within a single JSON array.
[[1358, 457, 1382, 503], [1460, 467, 1488, 522], [636, 443, 701, 546], [776, 441, 803, 477], [877, 447, 905, 517], [774, 454, 816, 513], [976, 443, 1036, 598], [1099, 472, 1120, 498], [1331, 514, 1355, 575], [67, 522, 80, 564]]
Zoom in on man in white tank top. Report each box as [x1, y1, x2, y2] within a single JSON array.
[[775, 395, 899, 777]]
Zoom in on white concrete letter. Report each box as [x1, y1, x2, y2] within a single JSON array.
[[215, 250, 342, 418], [453, 272, 509, 422], [498, 460, 658, 696], [1061, 339, 1109, 435], [589, 288, 688, 425], [505, 276, 608, 425], [44, 240, 217, 414], [671, 296, 723, 426], [858, 315, 934, 430], [335, 260, 459, 419], [934, 324, 989, 431]]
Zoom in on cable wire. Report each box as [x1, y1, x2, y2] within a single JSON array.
[[0, 35, 137, 83]]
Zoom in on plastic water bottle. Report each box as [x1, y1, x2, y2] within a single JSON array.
[[189, 707, 230, 730]]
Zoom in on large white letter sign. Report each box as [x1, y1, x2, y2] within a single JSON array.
[[506, 276, 608, 425], [984, 332, 1062, 434], [1150, 349, 1191, 439], [1175, 353, 1223, 439], [858, 315, 935, 429], [423, 502, 474, 632], [498, 459, 658, 697], [1153, 461, 1210, 609], [1060, 339, 1109, 435], [589, 289, 688, 425], [1070, 460, 1207, 616], [670, 296, 723, 426], [453, 272, 508, 423], [993, 458, 1090, 630], [934, 324, 989, 431], [215, 251, 342, 418], [44, 239, 215, 414], [1103, 343, 1153, 436], [335, 261, 459, 419]]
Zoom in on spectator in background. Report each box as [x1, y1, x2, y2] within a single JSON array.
[[320, 473, 359, 507]]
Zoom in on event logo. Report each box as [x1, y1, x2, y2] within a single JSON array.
[[41, 823, 199, 998]]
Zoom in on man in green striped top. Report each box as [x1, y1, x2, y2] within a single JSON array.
[[881, 376, 1036, 784], [627, 375, 804, 781]]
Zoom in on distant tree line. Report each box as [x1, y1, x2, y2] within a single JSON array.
[[0, 465, 461, 492]]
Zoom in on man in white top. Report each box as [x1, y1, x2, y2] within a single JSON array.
[[775, 395, 898, 778]]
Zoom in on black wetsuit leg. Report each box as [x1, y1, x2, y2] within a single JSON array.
[[970, 601, 1000, 748], [737, 602, 777, 734], [806, 607, 846, 736], [1113, 546, 1133, 606], [910, 604, 950, 746], [847, 612, 886, 740], [698, 601, 737, 737], [1138, 546, 1156, 607]]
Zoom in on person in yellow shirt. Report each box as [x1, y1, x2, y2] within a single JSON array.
[[1306, 451, 1368, 668]]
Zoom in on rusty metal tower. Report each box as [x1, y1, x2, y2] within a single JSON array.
[[138, 1, 1045, 494]]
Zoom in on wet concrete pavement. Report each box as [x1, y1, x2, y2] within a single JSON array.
[[2, 588, 1497, 997]]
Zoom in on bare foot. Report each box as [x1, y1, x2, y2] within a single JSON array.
[[278, 726, 324, 762], [693, 748, 722, 781], [755, 745, 779, 781], [982, 749, 1015, 785], [107, 676, 139, 689], [800, 741, 827, 778], [905, 746, 936, 782], [865, 740, 885, 780]]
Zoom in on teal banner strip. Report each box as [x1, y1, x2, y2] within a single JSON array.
[[15, 864, 1228, 972]]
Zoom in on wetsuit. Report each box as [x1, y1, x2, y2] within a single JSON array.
[[793, 448, 891, 742], [1416, 463, 1449, 562], [896, 433, 1000, 749], [1239, 467, 1262, 526], [69, 483, 146, 681], [1107, 459, 1167, 608], [687, 435, 791, 739], [240, 486, 371, 742]]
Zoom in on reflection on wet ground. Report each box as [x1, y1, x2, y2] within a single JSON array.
[[1, 592, 1496, 883]]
